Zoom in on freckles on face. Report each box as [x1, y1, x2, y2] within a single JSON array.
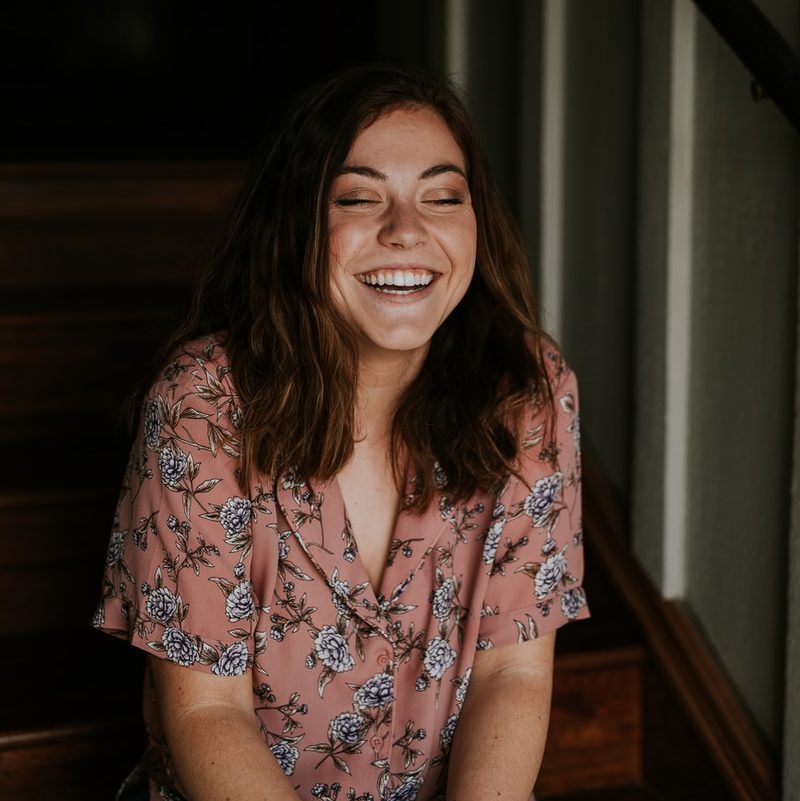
[[327, 105, 477, 365]]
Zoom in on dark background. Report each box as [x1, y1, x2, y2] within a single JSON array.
[[0, 3, 443, 796], [1, 1, 442, 160]]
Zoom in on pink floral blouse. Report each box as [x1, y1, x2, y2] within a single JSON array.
[[94, 336, 589, 801]]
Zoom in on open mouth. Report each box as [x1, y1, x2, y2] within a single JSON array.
[[358, 269, 435, 295]]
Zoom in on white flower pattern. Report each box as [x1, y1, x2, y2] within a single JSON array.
[[212, 641, 249, 676], [145, 587, 178, 624], [534, 551, 568, 599], [162, 627, 198, 666], [354, 673, 394, 708], [523, 472, 563, 527], [423, 637, 457, 680], [330, 712, 368, 746], [158, 447, 188, 488], [314, 626, 355, 673], [225, 581, 255, 621]]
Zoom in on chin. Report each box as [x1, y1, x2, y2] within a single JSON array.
[[357, 330, 435, 360]]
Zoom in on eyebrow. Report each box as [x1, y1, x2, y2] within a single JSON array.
[[336, 163, 467, 181]]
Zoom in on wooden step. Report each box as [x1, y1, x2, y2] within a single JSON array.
[[0, 161, 243, 290], [0, 718, 145, 800], [538, 645, 647, 798], [0, 490, 119, 635], [0, 630, 142, 730], [0, 627, 145, 798], [539, 784, 663, 801]]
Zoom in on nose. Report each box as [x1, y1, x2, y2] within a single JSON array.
[[378, 200, 426, 249]]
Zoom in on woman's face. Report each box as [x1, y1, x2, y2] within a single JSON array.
[[327, 105, 477, 367]]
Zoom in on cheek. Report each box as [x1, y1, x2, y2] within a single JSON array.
[[453, 218, 477, 273], [327, 220, 366, 272], [326, 219, 343, 266]]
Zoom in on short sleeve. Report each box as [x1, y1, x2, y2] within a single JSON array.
[[93, 341, 272, 677], [477, 353, 589, 647]]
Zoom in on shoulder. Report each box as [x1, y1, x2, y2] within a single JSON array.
[[150, 334, 238, 410], [541, 338, 578, 423], [535, 333, 575, 392], [510, 336, 579, 479], [517, 334, 578, 430], [156, 333, 233, 392], [143, 333, 242, 455]]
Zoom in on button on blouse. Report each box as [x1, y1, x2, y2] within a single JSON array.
[[95, 336, 589, 801]]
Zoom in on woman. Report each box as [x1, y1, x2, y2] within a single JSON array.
[[95, 64, 588, 801]]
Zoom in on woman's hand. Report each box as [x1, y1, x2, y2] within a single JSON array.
[[150, 656, 303, 801], [445, 633, 555, 801]]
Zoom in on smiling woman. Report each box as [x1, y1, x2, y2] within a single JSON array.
[[94, 65, 589, 801]]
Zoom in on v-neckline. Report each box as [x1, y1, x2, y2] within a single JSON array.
[[328, 473, 395, 599], [333, 473, 401, 598], [275, 469, 451, 631]]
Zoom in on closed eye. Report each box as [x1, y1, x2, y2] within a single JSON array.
[[334, 197, 379, 207], [427, 197, 464, 206]]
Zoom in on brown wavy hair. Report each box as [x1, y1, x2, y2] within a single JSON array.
[[160, 64, 553, 510]]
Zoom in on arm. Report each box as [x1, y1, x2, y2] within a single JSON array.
[[150, 656, 303, 801], [445, 634, 555, 801]]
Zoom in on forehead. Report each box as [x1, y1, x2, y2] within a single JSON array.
[[346, 105, 466, 169]]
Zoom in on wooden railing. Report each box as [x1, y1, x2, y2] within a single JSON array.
[[693, 0, 800, 133]]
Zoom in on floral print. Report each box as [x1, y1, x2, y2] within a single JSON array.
[[219, 496, 252, 538], [354, 673, 394, 708], [438, 714, 459, 752], [271, 742, 300, 776], [161, 628, 198, 667], [534, 550, 568, 599], [144, 587, 178, 624], [330, 712, 369, 746], [105, 530, 125, 566], [523, 473, 563, 528], [560, 587, 588, 620], [315, 626, 356, 673], [431, 580, 455, 620], [143, 399, 161, 448], [422, 637, 457, 681], [212, 641, 250, 677], [96, 337, 588, 801], [157, 447, 187, 488], [226, 581, 255, 621]]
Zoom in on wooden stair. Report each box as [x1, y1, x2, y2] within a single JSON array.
[[542, 788, 662, 801]]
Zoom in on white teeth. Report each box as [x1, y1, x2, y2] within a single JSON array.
[[359, 270, 434, 288]]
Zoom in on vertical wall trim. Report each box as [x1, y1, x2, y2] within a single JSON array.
[[445, 0, 470, 90], [518, 0, 541, 280], [663, 0, 696, 599], [539, 0, 567, 342], [784, 214, 800, 801]]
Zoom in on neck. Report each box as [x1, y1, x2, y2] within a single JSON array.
[[355, 346, 427, 444]]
